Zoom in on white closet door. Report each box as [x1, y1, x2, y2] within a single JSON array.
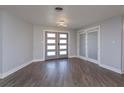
[[87, 31, 98, 60], [79, 33, 86, 57]]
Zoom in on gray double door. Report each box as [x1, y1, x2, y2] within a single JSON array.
[[45, 32, 68, 60]]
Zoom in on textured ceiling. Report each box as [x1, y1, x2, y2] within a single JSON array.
[[0, 5, 124, 30]]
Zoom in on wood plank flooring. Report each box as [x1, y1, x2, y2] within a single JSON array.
[[0, 58, 124, 87]]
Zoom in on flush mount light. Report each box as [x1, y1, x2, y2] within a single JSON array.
[[57, 24, 67, 27], [55, 7, 63, 12], [56, 20, 65, 24], [56, 19, 67, 27]]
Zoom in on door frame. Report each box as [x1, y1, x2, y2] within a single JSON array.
[[77, 25, 100, 65], [43, 30, 70, 60]]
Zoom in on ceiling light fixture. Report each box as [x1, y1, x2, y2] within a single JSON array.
[[57, 24, 67, 27], [55, 7, 68, 27], [56, 20, 67, 27], [55, 7, 63, 12]]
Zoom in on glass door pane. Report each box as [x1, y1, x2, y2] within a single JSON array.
[[59, 39, 67, 44], [47, 45, 56, 50], [47, 51, 56, 56], [59, 34, 67, 38], [59, 51, 67, 55], [47, 33, 56, 38], [47, 39, 55, 44], [59, 45, 67, 49]]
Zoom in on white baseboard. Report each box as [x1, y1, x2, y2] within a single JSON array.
[[99, 64, 122, 74], [86, 58, 98, 64], [78, 56, 98, 64], [0, 59, 44, 79], [77, 56, 122, 74], [0, 57, 123, 79], [121, 71, 124, 74], [31, 59, 44, 62], [0, 61, 32, 79], [78, 56, 87, 61], [69, 56, 77, 58], [0, 74, 2, 79]]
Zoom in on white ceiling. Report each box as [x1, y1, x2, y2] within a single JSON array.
[[0, 5, 124, 30]]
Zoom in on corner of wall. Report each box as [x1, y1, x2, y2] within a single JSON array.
[[0, 10, 3, 76], [121, 16, 124, 73]]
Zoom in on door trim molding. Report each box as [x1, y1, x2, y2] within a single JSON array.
[[43, 30, 70, 60]]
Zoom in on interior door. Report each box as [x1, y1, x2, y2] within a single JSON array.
[[45, 32, 68, 60], [87, 31, 98, 60], [45, 32, 57, 60], [58, 32, 68, 58], [79, 33, 86, 57]]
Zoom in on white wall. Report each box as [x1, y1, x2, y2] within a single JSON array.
[[33, 25, 77, 60], [1, 11, 33, 73], [78, 16, 123, 72], [69, 30, 77, 57], [100, 16, 122, 70], [0, 11, 77, 77], [33, 25, 43, 60]]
